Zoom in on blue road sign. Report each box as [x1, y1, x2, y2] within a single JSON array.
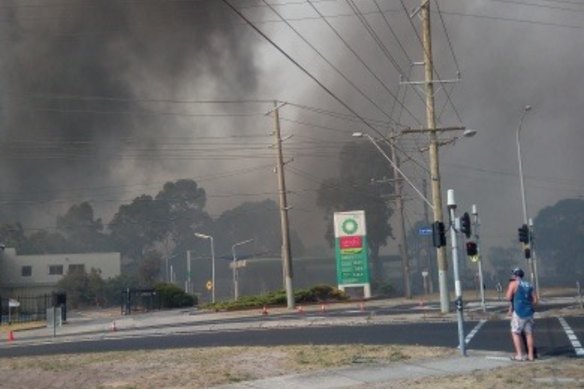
[[418, 227, 432, 236]]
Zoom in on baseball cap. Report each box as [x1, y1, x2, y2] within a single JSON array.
[[511, 267, 524, 278]]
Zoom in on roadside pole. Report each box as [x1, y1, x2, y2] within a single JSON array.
[[447, 189, 466, 356], [472, 204, 486, 312]]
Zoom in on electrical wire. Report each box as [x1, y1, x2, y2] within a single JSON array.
[[259, 0, 405, 127], [399, 0, 464, 126], [434, 0, 461, 77], [305, 0, 423, 126]]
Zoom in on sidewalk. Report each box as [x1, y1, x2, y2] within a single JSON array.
[[212, 351, 514, 389]]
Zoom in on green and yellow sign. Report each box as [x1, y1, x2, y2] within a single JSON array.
[[333, 211, 370, 288]]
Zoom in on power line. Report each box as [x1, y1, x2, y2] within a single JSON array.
[[220, 0, 400, 145], [488, 0, 584, 13], [398, 0, 464, 125], [434, 0, 461, 77], [305, 0, 423, 126], [259, 0, 405, 127]]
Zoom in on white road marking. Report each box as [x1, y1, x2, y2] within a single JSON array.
[[465, 319, 487, 345], [558, 317, 584, 357]]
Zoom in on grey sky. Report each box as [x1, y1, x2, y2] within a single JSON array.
[[0, 0, 582, 262]]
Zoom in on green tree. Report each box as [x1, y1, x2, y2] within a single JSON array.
[[109, 179, 212, 280], [534, 198, 584, 280], [155, 179, 212, 254], [140, 250, 163, 285], [56, 267, 104, 308], [487, 246, 518, 285], [109, 194, 170, 264], [316, 141, 395, 284], [212, 199, 305, 257], [26, 229, 68, 254], [57, 202, 113, 252], [0, 223, 30, 253]]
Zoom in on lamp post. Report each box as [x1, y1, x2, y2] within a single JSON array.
[[195, 232, 216, 303], [515, 105, 539, 293], [165, 254, 177, 283], [353, 130, 476, 306], [351, 132, 433, 209], [231, 239, 254, 300]]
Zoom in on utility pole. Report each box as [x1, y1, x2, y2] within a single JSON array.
[[421, 0, 450, 313], [389, 131, 411, 298], [272, 101, 295, 309]]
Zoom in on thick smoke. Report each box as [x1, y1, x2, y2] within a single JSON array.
[[0, 0, 260, 226]]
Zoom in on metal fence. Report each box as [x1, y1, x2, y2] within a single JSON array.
[[0, 294, 53, 324], [120, 288, 161, 315]]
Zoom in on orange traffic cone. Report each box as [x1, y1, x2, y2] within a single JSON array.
[[7, 331, 14, 341], [111, 321, 117, 332], [262, 305, 269, 315]]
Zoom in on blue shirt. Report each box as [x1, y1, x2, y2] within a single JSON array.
[[513, 280, 534, 318]]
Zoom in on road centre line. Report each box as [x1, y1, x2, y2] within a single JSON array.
[[465, 319, 487, 345], [558, 317, 584, 357]]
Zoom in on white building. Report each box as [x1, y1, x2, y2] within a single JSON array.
[[0, 248, 121, 295]]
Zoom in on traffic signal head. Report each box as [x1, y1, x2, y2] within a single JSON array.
[[518, 224, 529, 244], [524, 248, 531, 259], [466, 241, 478, 256], [432, 221, 446, 248], [460, 212, 472, 238]]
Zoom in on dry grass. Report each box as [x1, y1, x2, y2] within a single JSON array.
[[0, 345, 453, 389], [369, 357, 584, 389]]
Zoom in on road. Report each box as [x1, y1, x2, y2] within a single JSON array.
[[0, 302, 582, 359]]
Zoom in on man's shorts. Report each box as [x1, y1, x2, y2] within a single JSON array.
[[511, 312, 534, 334]]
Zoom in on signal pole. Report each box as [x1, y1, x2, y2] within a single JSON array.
[[421, 0, 450, 313]]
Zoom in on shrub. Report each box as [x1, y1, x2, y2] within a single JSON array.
[[154, 283, 197, 308], [204, 284, 348, 311]]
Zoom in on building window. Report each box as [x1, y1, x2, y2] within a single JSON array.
[[68, 264, 85, 274], [21, 266, 32, 277], [49, 265, 64, 275]]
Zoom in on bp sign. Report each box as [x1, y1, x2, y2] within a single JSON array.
[[333, 211, 371, 298]]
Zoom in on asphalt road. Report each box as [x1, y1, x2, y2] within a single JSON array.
[[0, 315, 582, 359]]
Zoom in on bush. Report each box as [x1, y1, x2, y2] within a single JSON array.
[[204, 284, 348, 311], [154, 283, 197, 308]]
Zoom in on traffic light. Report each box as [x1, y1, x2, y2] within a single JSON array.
[[460, 212, 472, 238], [524, 248, 531, 259], [466, 241, 478, 256], [518, 224, 529, 244], [432, 221, 446, 248]]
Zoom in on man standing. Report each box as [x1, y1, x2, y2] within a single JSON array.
[[506, 267, 537, 361]]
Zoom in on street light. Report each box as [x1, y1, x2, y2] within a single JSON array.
[[165, 254, 177, 283], [231, 239, 254, 300], [418, 129, 477, 152], [352, 132, 433, 209], [355, 127, 476, 312], [515, 105, 540, 296], [194, 232, 216, 303]]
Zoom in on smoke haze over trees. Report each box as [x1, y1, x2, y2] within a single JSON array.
[[0, 0, 583, 291]]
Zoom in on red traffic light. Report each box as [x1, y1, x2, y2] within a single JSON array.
[[466, 241, 478, 256]]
